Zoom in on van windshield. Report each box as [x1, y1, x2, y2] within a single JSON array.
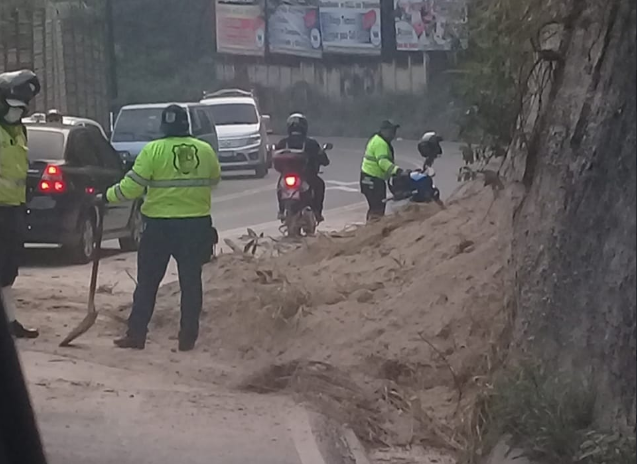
[[111, 108, 165, 142], [207, 103, 258, 125]]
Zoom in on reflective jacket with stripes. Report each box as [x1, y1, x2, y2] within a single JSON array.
[[0, 124, 28, 206], [361, 134, 399, 180], [106, 136, 221, 218]]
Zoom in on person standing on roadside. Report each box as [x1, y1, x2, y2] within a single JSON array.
[[104, 104, 221, 352], [360, 120, 405, 222], [0, 70, 41, 339]]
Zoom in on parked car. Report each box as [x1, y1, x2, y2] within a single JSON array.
[[23, 113, 109, 139], [23, 124, 143, 264], [200, 89, 273, 178], [110, 102, 219, 161]]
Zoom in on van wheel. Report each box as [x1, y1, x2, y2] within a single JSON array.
[[120, 205, 143, 252], [68, 216, 96, 264], [255, 163, 269, 179]]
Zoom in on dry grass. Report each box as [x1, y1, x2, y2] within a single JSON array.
[[461, 360, 636, 464]]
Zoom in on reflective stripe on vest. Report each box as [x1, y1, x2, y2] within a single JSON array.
[[125, 170, 213, 189], [148, 178, 214, 188]]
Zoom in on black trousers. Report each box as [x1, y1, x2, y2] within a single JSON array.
[[0, 207, 24, 288], [127, 216, 213, 343], [360, 173, 386, 221], [277, 174, 326, 215]]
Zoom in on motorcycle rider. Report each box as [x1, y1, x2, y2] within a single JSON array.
[[360, 120, 406, 221], [275, 113, 329, 222], [0, 70, 41, 339]]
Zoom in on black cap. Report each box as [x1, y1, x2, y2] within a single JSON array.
[[161, 104, 190, 137], [380, 119, 400, 131]]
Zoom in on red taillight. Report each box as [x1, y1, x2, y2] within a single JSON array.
[[39, 164, 66, 194], [284, 175, 299, 188], [85, 187, 95, 194]]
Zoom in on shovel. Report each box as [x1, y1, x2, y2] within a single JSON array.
[[59, 205, 104, 347]]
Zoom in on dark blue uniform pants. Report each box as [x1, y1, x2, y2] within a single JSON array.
[[127, 216, 212, 343]]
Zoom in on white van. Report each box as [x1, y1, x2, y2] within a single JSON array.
[[200, 89, 272, 178]]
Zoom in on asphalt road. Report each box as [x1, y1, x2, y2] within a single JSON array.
[[212, 136, 463, 233]]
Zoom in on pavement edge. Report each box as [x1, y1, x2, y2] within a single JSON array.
[[289, 406, 372, 464]]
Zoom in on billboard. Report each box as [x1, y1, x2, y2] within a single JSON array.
[[394, 0, 468, 51], [267, 0, 322, 58], [216, 0, 266, 56], [319, 0, 382, 55]]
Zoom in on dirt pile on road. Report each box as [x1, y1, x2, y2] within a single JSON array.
[[150, 181, 511, 452]]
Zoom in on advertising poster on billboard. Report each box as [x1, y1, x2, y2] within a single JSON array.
[[394, 0, 468, 51], [319, 0, 382, 55], [268, 0, 322, 58], [216, 0, 266, 56]]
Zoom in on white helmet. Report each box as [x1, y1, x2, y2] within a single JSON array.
[[420, 131, 439, 143]]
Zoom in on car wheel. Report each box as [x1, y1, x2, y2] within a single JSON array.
[[119, 205, 143, 252], [68, 216, 96, 264], [255, 162, 269, 179]]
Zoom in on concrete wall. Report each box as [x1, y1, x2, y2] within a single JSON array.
[[215, 54, 429, 99]]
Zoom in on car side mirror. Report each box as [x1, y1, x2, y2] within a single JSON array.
[[262, 115, 273, 134], [322, 143, 333, 151]]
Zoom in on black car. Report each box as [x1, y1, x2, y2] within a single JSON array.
[[24, 124, 142, 264]]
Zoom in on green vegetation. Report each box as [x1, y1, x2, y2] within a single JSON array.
[[453, 0, 548, 151], [470, 362, 636, 464]]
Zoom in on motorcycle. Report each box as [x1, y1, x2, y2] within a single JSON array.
[[273, 142, 333, 237], [388, 167, 441, 205]]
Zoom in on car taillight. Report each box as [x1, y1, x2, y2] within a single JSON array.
[[284, 175, 299, 188], [39, 164, 66, 194]]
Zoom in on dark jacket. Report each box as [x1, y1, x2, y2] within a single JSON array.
[[275, 134, 329, 176]]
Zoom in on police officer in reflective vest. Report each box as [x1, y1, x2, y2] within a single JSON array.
[[0, 70, 41, 339], [105, 104, 221, 351], [360, 120, 405, 221]]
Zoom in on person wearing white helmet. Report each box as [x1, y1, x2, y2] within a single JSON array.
[[417, 131, 443, 169], [0, 70, 41, 339]]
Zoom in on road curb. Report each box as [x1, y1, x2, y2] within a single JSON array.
[[289, 406, 372, 464]]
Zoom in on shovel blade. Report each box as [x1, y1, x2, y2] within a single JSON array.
[[59, 311, 98, 347]]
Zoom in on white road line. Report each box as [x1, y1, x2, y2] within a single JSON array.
[[213, 179, 361, 204], [326, 186, 359, 193], [212, 184, 276, 203], [218, 201, 366, 238], [326, 180, 360, 187]]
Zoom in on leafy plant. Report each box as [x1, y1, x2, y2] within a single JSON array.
[[453, 0, 554, 160]]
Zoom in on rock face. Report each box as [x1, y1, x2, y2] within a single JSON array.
[[507, 0, 636, 428]]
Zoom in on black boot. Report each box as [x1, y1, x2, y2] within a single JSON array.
[[113, 335, 145, 350], [10, 321, 39, 339], [178, 337, 196, 352]]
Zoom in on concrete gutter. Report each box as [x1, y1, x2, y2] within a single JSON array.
[[289, 407, 371, 464]]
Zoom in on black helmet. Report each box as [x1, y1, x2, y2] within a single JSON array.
[[160, 104, 190, 137], [0, 70, 40, 105], [0, 70, 40, 125], [286, 113, 308, 137]]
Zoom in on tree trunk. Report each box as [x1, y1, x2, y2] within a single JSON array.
[[508, 0, 636, 428]]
